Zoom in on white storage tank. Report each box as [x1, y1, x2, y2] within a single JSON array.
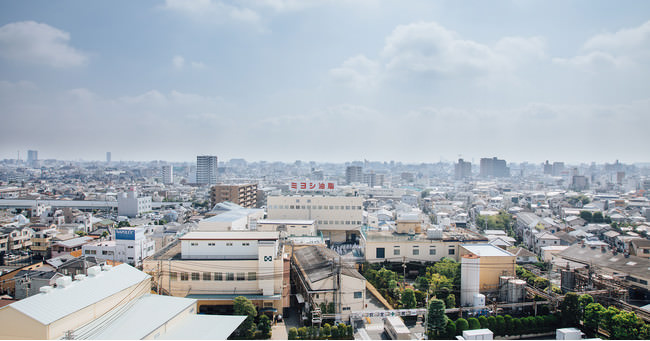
[[426, 228, 443, 240], [507, 279, 526, 303], [556, 328, 584, 340], [473, 293, 486, 307], [463, 329, 494, 340], [461, 254, 480, 306]]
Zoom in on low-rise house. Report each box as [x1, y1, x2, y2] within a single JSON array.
[[51, 236, 94, 258], [13, 270, 64, 299], [533, 231, 560, 254], [553, 231, 578, 246], [507, 246, 538, 264], [630, 238, 650, 259]]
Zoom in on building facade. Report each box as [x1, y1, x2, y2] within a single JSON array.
[[455, 158, 472, 180], [117, 189, 152, 218], [162, 165, 173, 184], [196, 155, 218, 185], [82, 227, 155, 266], [479, 157, 510, 178], [210, 183, 258, 208]]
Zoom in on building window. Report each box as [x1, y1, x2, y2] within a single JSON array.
[[190, 242, 198, 246], [354, 291, 363, 299], [394, 247, 400, 256], [376, 247, 385, 259], [180, 272, 189, 281], [413, 246, 419, 256], [215, 272, 223, 280], [226, 242, 233, 246], [203, 272, 211, 281], [342, 307, 351, 311], [448, 248, 455, 255], [170, 272, 177, 281], [248, 272, 256, 281], [429, 247, 436, 255], [226, 273, 234, 281], [644, 249, 650, 254], [208, 243, 215, 246], [237, 272, 245, 281], [242, 242, 250, 246], [191, 272, 200, 281]]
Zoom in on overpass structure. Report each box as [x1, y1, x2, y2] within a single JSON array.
[[0, 199, 182, 210]]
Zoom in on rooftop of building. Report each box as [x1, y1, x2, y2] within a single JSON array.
[[461, 244, 515, 257], [361, 227, 487, 243], [257, 219, 315, 225], [293, 245, 365, 285], [559, 243, 650, 281], [53, 236, 94, 248], [181, 231, 279, 241]]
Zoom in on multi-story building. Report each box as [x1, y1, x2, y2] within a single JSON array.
[[82, 227, 155, 266], [31, 228, 57, 258], [362, 227, 488, 263], [209, 183, 258, 208], [455, 158, 472, 180], [51, 236, 93, 258], [27, 150, 38, 167], [267, 195, 363, 243], [106, 151, 111, 163], [142, 231, 288, 317], [2, 227, 33, 253], [459, 244, 516, 306], [162, 165, 173, 184], [480, 157, 510, 178], [345, 166, 363, 185], [256, 219, 316, 237], [196, 155, 218, 185], [117, 189, 152, 218]]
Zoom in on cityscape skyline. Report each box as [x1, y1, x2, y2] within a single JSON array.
[[1, 1, 650, 163]]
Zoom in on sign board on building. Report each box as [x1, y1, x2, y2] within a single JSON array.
[[290, 181, 336, 192], [115, 229, 136, 240]]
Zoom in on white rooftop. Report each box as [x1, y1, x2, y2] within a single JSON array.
[[257, 219, 315, 225], [158, 314, 246, 340], [6, 264, 150, 325], [461, 244, 514, 257]]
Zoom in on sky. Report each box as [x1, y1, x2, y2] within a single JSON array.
[[1, 0, 649, 164]]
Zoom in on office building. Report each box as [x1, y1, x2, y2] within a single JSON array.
[[345, 166, 363, 184], [27, 150, 38, 167], [162, 165, 173, 184], [82, 227, 155, 266], [196, 155, 218, 185], [455, 158, 472, 180], [106, 151, 111, 163], [479, 157, 510, 178], [267, 195, 363, 243], [117, 189, 152, 218], [210, 183, 258, 208]]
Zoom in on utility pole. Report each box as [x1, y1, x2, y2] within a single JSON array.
[[402, 257, 407, 285]]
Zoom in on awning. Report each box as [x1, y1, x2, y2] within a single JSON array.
[[295, 293, 305, 304], [259, 307, 278, 313]]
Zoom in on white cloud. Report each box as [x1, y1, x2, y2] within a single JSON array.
[[172, 55, 206, 69], [172, 55, 185, 68], [332, 21, 546, 88], [0, 21, 88, 67], [163, 0, 261, 25], [583, 20, 650, 52]]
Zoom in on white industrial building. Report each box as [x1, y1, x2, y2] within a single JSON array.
[[117, 189, 152, 218], [82, 227, 155, 266]]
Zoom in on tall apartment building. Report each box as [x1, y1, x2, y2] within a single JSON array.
[[363, 172, 384, 187], [162, 165, 173, 184], [479, 157, 510, 178], [209, 184, 258, 208], [27, 150, 38, 167], [106, 151, 111, 163], [266, 195, 363, 243], [345, 166, 363, 184], [455, 158, 472, 179], [196, 155, 218, 185]]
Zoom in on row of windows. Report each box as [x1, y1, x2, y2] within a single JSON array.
[[172, 271, 257, 281], [376, 246, 455, 258], [317, 220, 362, 225], [190, 242, 251, 247], [271, 205, 362, 210]]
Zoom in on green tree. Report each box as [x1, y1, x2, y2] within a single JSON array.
[[495, 315, 506, 336], [401, 288, 417, 309], [578, 294, 594, 321], [504, 315, 514, 335], [600, 306, 620, 333], [297, 327, 308, 339], [456, 318, 469, 335], [258, 315, 272, 339], [513, 318, 523, 335], [534, 316, 544, 333], [347, 325, 354, 338], [592, 211, 604, 223], [560, 292, 581, 327], [331, 326, 339, 338], [233, 296, 257, 339], [428, 258, 460, 288], [444, 293, 456, 309], [487, 316, 497, 332], [468, 317, 480, 330], [579, 211, 593, 223], [446, 320, 457, 339], [322, 323, 331, 337], [415, 276, 430, 292], [611, 311, 642, 339], [478, 316, 488, 329], [288, 327, 298, 340], [584, 303, 605, 336], [427, 299, 448, 339]]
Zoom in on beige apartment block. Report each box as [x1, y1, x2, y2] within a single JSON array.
[[362, 228, 488, 263], [459, 244, 516, 293], [267, 195, 363, 243], [210, 184, 258, 208]]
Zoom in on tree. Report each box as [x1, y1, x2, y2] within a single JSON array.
[[233, 296, 257, 339], [578, 294, 594, 321], [288, 328, 298, 340], [468, 317, 480, 330], [534, 316, 544, 333], [297, 327, 308, 339], [513, 318, 523, 335], [401, 288, 417, 309], [427, 299, 448, 339], [257, 315, 272, 339], [456, 318, 469, 335], [504, 315, 514, 335], [322, 323, 331, 337], [592, 211, 604, 223], [579, 211, 593, 223], [445, 321, 457, 339], [487, 316, 497, 332], [611, 311, 642, 339], [331, 326, 339, 339], [478, 316, 488, 329], [560, 292, 581, 327], [600, 306, 620, 333], [444, 294, 456, 309], [582, 304, 604, 335], [495, 315, 506, 336], [416, 276, 430, 292]]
